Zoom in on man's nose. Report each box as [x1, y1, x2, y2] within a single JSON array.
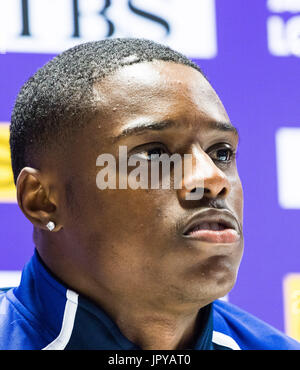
[[177, 147, 231, 201]]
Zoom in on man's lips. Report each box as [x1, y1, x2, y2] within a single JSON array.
[[181, 208, 241, 244]]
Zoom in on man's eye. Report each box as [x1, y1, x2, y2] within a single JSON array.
[[147, 147, 166, 157], [132, 145, 168, 160], [143, 147, 167, 160], [209, 147, 235, 162]]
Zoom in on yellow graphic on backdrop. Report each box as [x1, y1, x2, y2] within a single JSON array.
[[283, 273, 300, 342], [0, 124, 16, 202]]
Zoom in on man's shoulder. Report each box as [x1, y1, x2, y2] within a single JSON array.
[[0, 288, 52, 350], [212, 299, 300, 350]]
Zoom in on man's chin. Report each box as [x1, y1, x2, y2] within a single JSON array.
[[177, 265, 238, 305]]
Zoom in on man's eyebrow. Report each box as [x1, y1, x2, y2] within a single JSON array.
[[114, 119, 238, 141], [114, 120, 176, 141], [209, 121, 239, 136]]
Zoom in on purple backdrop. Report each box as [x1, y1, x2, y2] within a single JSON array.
[[0, 0, 299, 335]]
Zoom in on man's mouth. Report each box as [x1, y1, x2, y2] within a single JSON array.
[[182, 209, 240, 244]]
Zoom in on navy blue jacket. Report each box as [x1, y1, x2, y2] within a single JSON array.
[[0, 250, 299, 350]]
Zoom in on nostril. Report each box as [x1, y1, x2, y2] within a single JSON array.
[[191, 187, 204, 193], [219, 187, 227, 197], [190, 186, 227, 198]]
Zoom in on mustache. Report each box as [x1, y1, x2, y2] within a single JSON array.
[[175, 199, 243, 235], [179, 197, 226, 211]]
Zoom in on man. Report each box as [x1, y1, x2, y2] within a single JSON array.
[[0, 38, 299, 350]]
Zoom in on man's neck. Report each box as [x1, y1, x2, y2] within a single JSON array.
[[109, 304, 202, 350]]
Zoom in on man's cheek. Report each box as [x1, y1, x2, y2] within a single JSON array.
[[228, 177, 243, 225]]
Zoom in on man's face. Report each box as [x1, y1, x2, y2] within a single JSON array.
[[58, 61, 244, 310]]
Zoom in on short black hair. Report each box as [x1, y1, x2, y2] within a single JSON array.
[[10, 38, 204, 183]]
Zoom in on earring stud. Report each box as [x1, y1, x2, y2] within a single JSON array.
[[46, 221, 55, 231]]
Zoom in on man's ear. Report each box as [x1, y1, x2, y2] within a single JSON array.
[[16, 167, 60, 231]]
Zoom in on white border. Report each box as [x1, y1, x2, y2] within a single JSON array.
[[42, 289, 78, 350], [0, 271, 21, 288], [212, 331, 241, 350]]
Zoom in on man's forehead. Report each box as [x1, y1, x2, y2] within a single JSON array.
[[93, 61, 223, 118], [93, 60, 210, 98], [90, 61, 231, 141]]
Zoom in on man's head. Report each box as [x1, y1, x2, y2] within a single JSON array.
[[10, 38, 201, 182], [11, 38, 244, 316]]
